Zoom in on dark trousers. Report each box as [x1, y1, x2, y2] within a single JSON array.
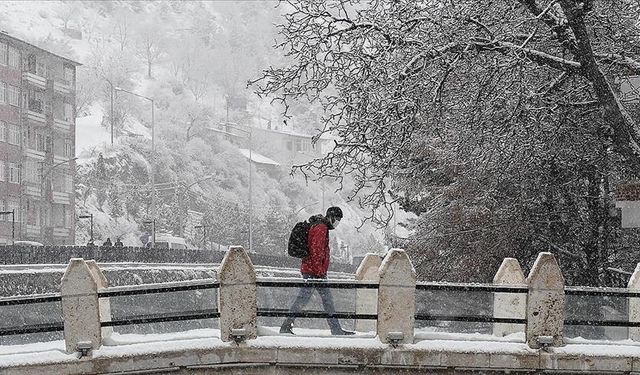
[[281, 273, 342, 333]]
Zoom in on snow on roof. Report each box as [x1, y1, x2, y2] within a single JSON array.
[[238, 148, 280, 166]]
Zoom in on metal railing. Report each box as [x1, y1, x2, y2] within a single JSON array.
[[415, 282, 528, 325], [0, 292, 63, 336], [5, 278, 640, 339], [97, 279, 220, 327], [256, 278, 379, 320]]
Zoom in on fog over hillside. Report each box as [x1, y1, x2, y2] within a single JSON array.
[[0, 0, 391, 258]]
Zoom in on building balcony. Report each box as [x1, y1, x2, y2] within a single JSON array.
[[52, 227, 70, 238], [53, 117, 72, 132], [53, 80, 72, 94], [25, 224, 40, 237], [24, 147, 46, 159], [25, 109, 46, 124], [52, 191, 72, 205], [23, 184, 42, 198], [22, 72, 46, 89]]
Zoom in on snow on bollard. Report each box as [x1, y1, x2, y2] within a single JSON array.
[[61, 258, 102, 354], [493, 258, 526, 337], [526, 252, 565, 348], [377, 249, 416, 345], [355, 253, 382, 333], [218, 246, 257, 342], [628, 263, 640, 341], [86, 260, 112, 338]]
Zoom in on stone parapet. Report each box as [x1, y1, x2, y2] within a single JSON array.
[[3, 335, 640, 375]]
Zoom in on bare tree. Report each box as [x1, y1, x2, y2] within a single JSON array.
[[254, 0, 640, 284]]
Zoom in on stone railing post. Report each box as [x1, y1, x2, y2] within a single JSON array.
[[377, 249, 416, 344], [61, 258, 102, 354], [526, 252, 565, 348], [628, 263, 640, 341], [355, 253, 382, 332], [86, 260, 112, 338], [218, 246, 257, 342], [493, 258, 526, 337]]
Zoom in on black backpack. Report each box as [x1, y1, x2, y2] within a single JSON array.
[[287, 221, 312, 258]]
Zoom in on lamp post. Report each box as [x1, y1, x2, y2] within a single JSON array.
[[0, 210, 15, 245], [78, 214, 93, 243], [115, 87, 155, 230], [207, 124, 253, 252], [40, 157, 78, 244], [142, 219, 156, 248], [179, 174, 214, 236]]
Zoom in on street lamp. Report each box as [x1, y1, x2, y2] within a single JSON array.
[[0, 210, 15, 245], [40, 156, 78, 243], [142, 219, 156, 248], [179, 174, 214, 236], [207, 124, 253, 252], [78, 214, 93, 243], [115, 87, 155, 228]]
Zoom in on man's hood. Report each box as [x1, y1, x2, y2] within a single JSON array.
[[309, 214, 332, 229]]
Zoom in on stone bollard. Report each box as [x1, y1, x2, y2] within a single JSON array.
[[61, 258, 102, 354], [493, 258, 526, 337], [218, 246, 257, 342], [377, 249, 416, 344], [86, 260, 112, 338], [526, 252, 565, 348], [355, 253, 382, 332], [628, 263, 640, 341]]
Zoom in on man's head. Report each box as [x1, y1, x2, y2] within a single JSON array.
[[326, 206, 343, 229]]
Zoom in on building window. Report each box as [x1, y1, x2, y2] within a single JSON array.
[[36, 133, 46, 152], [0, 160, 5, 182], [64, 100, 73, 122], [63, 139, 72, 158], [7, 46, 20, 69], [8, 163, 19, 184], [28, 88, 43, 113], [0, 121, 6, 142], [63, 66, 74, 86], [0, 82, 5, 104], [6, 198, 20, 224], [8, 124, 20, 145], [8, 85, 19, 106], [24, 160, 40, 184], [0, 42, 6, 65], [37, 61, 47, 78]]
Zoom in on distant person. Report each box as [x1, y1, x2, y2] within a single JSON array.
[[114, 238, 123, 247], [280, 206, 354, 336], [102, 238, 112, 247], [86, 240, 95, 247]]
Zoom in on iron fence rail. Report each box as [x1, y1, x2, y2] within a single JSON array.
[[256, 279, 379, 289], [414, 314, 526, 324], [98, 279, 219, 298], [416, 282, 528, 293], [0, 293, 61, 306], [257, 308, 377, 320], [0, 322, 64, 336], [102, 309, 220, 327]]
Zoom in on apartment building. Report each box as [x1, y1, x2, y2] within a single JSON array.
[[0, 32, 80, 245]]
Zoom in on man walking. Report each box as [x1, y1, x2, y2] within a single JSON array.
[[280, 206, 354, 335]]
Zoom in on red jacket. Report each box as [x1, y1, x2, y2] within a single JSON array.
[[300, 220, 330, 278]]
